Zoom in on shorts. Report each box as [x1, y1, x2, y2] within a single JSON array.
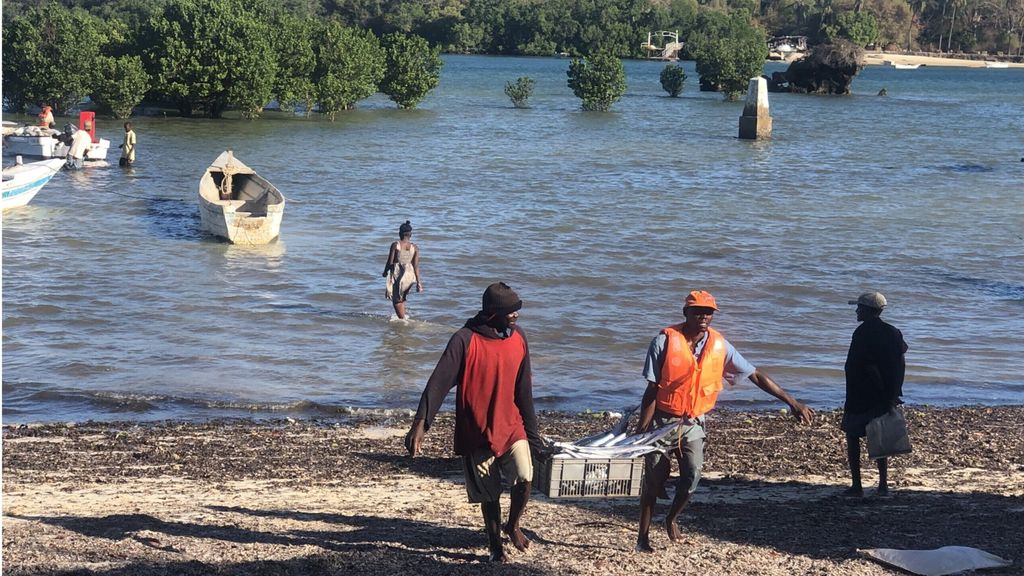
[[461, 439, 533, 503], [645, 411, 707, 496]]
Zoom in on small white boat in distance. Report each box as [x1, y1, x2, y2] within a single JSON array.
[[886, 61, 922, 69], [984, 61, 1009, 68], [198, 150, 285, 245], [2, 156, 65, 211]]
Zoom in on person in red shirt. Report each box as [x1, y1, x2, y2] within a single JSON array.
[[405, 282, 542, 563]]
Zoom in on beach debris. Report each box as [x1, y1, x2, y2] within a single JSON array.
[[860, 545, 1012, 575]]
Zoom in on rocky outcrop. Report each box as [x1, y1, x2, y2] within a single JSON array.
[[772, 40, 865, 95]]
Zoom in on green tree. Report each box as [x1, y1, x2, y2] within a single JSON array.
[[862, 0, 914, 47], [660, 63, 687, 96], [687, 12, 767, 101], [566, 52, 626, 111], [1, 3, 103, 114], [456, 0, 508, 53], [91, 55, 150, 118], [379, 33, 443, 109], [315, 22, 386, 118], [87, 0, 168, 30], [504, 76, 535, 108], [824, 10, 880, 45], [271, 13, 317, 114], [448, 21, 487, 53], [141, 0, 277, 118]]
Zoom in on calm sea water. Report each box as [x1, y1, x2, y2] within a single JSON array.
[[3, 55, 1023, 424]]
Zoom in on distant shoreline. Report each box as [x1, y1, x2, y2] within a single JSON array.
[[863, 51, 1024, 68]]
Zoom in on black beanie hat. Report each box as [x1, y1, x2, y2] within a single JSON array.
[[482, 282, 522, 315], [399, 220, 412, 235]]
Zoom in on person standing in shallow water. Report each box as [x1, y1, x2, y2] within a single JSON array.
[[65, 120, 93, 170], [635, 290, 814, 553], [405, 282, 542, 563], [842, 291, 908, 498], [382, 220, 421, 319], [119, 122, 136, 167]]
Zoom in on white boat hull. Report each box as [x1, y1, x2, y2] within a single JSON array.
[[1, 158, 65, 210], [4, 135, 111, 161], [198, 151, 285, 245], [198, 199, 284, 244], [885, 61, 922, 69]]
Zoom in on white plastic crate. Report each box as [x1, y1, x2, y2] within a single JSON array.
[[541, 456, 645, 498]]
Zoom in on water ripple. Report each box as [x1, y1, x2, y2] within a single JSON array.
[[3, 55, 1023, 423]]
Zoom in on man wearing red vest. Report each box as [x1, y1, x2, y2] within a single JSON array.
[[405, 282, 542, 563], [635, 290, 814, 553]]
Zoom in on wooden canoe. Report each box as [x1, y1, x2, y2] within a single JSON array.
[[198, 151, 285, 244]]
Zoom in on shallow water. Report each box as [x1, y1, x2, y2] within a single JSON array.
[[3, 55, 1023, 423]]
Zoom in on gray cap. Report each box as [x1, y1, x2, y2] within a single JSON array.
[[849, 291, 887, 310]]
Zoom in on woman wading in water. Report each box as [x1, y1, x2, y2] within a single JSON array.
[[382, 220, 422, 319]]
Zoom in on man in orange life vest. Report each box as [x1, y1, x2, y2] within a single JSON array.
[[635, 290, 815, 553]]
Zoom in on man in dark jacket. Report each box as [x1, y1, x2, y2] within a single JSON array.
[[405, 282, 542, 563], [842, 291, 909, 497]]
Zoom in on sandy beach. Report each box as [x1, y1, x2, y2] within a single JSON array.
[[3, 406, 1022, 575], [863, 51, 1024, 68]]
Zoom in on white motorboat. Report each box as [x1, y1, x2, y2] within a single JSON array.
[[3, 112, 110, 161], [198, 151, 285, 245], [1, 156, 65, 211]]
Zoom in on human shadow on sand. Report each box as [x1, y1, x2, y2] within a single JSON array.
[[561, 476, 1022, 568], [365, 450, 1022, 568], [208, 504, 610, 553], [7, 511, 489, 563], [0, 553, 549, 576]]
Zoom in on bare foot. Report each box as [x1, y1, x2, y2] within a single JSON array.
[[841, 486, 864, 498], [664, 519, 682, 542], [488, 550, 509, 563], [503, 524, 530, 551], [635, 536, 655, 553]]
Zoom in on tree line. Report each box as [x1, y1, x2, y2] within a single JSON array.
[[3, 0, 443, 118], [4, 0, 1021, 118], [6, 0, 1022, 57]]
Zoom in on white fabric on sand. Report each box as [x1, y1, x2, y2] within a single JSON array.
[[859, 545, 1012, 576]]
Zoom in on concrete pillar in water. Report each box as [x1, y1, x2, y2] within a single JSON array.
[[738, 77, 772, 140]]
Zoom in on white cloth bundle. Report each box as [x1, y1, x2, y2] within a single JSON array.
[[860, 546, 1011, 576]]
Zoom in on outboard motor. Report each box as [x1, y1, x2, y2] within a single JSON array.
[[58, 123, 77, 146]]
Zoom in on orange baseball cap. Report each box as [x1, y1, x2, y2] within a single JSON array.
[[684, 290, 718, 310]]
